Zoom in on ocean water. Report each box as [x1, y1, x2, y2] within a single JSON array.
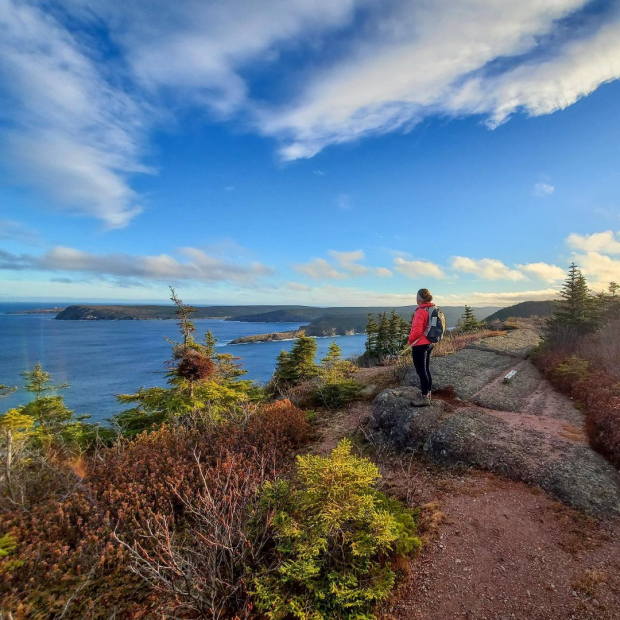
[[0, 303, 367, 423]]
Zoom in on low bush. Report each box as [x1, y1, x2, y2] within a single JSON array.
[[313, 376, 362, 409], [534, 319, 620, 468], [253, 439, 421, 620], [0, 400, 310, 619]]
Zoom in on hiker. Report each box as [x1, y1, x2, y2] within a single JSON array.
[[408, 288, 436, 406]]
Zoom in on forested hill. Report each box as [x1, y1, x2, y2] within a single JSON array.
[[54, 304, 500, 335], [483, 300, 558, 323]]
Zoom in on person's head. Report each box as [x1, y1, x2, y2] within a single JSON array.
[[417, 288, 433, 304]]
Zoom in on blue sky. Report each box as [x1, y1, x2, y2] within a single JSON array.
[[1, 0, 620, 306]]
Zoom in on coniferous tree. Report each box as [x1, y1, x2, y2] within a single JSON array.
[[548, 263, 596, 334], [377, 312, 389, 357], [322, 342, 343, 367], [364, 314, 379, 356], [273, 335, 318, 387], [387, 310, 401, 354], [458, 305, 480, 333]]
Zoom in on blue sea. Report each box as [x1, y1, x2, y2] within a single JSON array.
[[0, 303, 367, 424]]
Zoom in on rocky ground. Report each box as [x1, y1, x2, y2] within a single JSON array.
[[372, 330, 620, 517], [310, 329, 620, 619]]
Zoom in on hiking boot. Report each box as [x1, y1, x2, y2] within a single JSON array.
[[411, 396, 431, 407]]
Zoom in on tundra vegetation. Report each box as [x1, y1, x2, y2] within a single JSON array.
[[533, 264, 620, 467], [0, 289, 419, 619]]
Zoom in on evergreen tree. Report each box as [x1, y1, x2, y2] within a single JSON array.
[[609, 282, 619, 297], [387, 310, 401, 354], [458, 305, 480, 333], [377, 312, 389, 357], [364, 314, 379, 356], [273, 336, 318, 387], [548, 263, 596, 334], [322, 342, 343, 367], [19, 363, 92, 448]]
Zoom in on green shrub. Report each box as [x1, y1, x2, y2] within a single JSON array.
[[253, 439, 421, 620], [313, 377, 362, 409]]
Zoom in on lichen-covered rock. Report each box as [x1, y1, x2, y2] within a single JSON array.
[[467, 329, 541, 358], [406, 349, 514, 400], [372, 388, 620, 517]]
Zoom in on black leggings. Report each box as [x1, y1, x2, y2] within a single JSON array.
[[411, 344, 433, 396]]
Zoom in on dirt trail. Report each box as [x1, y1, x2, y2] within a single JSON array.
[[374, 330, 620, 516], [310, 331, 620, 619]]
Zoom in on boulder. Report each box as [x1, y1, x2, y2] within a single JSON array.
[[373, 387, 620, 517]]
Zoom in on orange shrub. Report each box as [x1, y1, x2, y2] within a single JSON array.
[[0, 400, 310, 619], [535, 322, 620, 468]]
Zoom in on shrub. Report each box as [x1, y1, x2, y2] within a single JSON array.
[[253, 439, 421, 620], [534, 321, 620, 468], [314, 377, 362, 409], [0, 400, 311, 619]]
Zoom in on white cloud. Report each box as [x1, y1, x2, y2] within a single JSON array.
[[0, 245, 272, 285], [286, 281, 312, 292], [374, 267, 393, 278], [0, 0, 148, 227], [573, 252, 620, 289], [328, 249, 368, 275], [394, 257, 445, 279], [4, 0, 619, 221], [293, 258, 347, 280], [438, 288, 560, 307], [534, 182, 555, 196], [567, 230, 620, 254], [517, 262, 566, 282], [264, 0, 607, 159], [452, 256, 525, 281], [0, 220, 40, 245]]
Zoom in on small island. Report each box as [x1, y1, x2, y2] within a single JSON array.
[[229, 329, 305, 344]]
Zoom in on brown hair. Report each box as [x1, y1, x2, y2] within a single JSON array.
[[417, 288, 433, 303]]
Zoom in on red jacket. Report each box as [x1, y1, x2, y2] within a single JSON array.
[[408, 302, 435, 346]]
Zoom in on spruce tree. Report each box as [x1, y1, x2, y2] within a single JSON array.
[[273, 336, 318, 386], [322, 342, 343, 366], [458, 305, 479, 333], [548, 263, 596, 333], [364, 314, 379, 356], [387, 310, 400, 354], [377, 312, 390, 356]]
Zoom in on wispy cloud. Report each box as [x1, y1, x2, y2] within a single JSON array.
[[263, 0, 620, 159], [2, 0, 619, 224], [534, 182, 555, 196], [393, 257, 446, 279], [451, 256, 525, 281], [293, 257, 347, 280], [0, 220, 41, 245], [328, 249, 368, 275], [0, 245, 273, 285], [517, 261, 565, 282], [567, 230, 620, 254]]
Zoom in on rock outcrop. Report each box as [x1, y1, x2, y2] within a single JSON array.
[[374, 331, 620, 517]]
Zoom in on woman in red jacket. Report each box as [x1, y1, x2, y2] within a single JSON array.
[[408, 288, 435, 406]]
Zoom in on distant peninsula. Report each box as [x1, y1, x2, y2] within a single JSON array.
[[229, 329, 305, 344], [53, 304, 502, 338]]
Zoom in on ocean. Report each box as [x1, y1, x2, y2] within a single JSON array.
[[0, 303, 367, 424]]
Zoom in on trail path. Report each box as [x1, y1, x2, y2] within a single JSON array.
[[373, 330, 620, 517], [310, 329, 620, 619]]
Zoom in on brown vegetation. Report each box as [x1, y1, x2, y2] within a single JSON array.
[[534, 320, 620, 467]]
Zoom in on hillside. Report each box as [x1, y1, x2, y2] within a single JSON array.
[[483, 300, 557, 323], [54, 304, 308, 321], [55, 304, 501, 335]]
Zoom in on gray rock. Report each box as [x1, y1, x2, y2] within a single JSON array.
[[372, 388, 620, 517], [406, 349, 514, 400], [467, 329, 541, 359]]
